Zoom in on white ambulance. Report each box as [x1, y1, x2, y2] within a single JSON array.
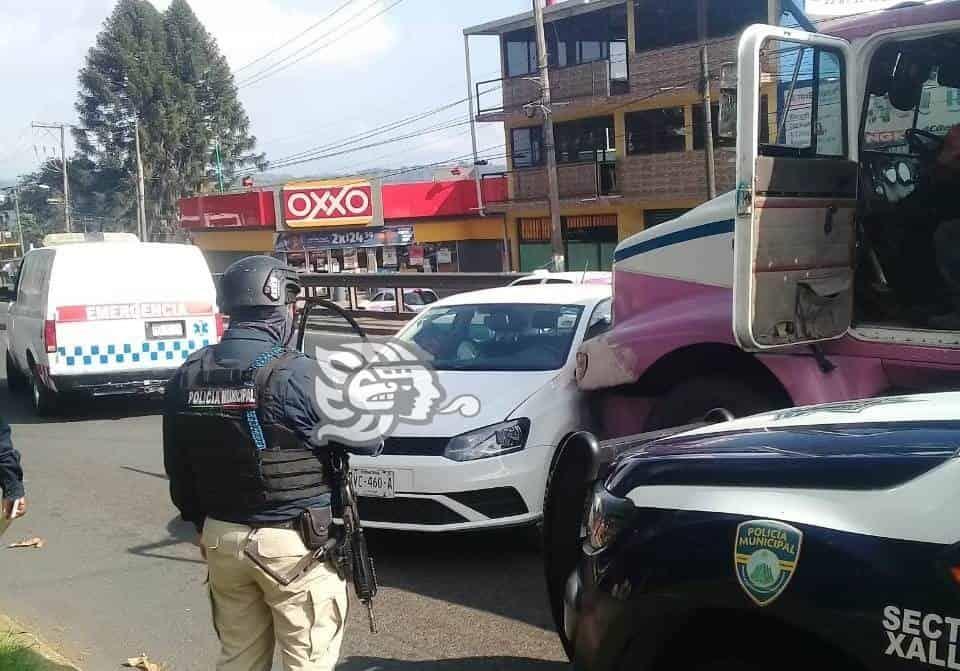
[[3, 233, 222, 414]]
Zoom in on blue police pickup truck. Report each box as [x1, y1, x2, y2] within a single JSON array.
[[543, 393, 960, 671]]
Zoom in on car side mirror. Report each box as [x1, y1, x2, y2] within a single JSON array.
[[718, 62, 738, 142]]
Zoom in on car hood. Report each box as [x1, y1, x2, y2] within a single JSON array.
[[389, 369, 560, 438], [604, 394, 960, 497]]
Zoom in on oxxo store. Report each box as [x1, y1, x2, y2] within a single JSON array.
[[275, 174, 510, 273]]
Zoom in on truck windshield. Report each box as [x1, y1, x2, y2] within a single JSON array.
[[864, 41, 960, 152], [398, 303, 584, 371]]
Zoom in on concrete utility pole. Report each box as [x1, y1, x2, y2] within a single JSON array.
[[12, 187, 25, 257], [697, 0, 716, 200], [32, 122, 71, 232], [134, 118, 148, 241], [462, 35, 486, 220], [700, 47, 717, 200], [532, 0, 565, 272]]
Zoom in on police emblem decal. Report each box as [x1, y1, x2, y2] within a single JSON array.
[[734, 519, 802, 606]]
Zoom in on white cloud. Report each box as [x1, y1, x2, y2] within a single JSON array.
[[151, 0, 397, 74]]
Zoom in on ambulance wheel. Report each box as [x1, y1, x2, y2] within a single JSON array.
[[6, 351, 27, 393], [645, 376, 776, 431], [30, 369, 58, 416]]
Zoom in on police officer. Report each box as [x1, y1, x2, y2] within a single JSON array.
[[0, 414, 26, 527], [163, 256, 379, 671]]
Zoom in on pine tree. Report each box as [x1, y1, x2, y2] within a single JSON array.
[[72, 0, 261, 239], [74, 0, 171, 235], [163, 0, 264, 198]]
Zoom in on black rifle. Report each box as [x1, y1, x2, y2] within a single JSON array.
[[330, 450, 379, 633]]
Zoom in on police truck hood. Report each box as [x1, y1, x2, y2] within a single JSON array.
[[605, 393, 960, 497]]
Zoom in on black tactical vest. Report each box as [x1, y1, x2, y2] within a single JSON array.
[[172, 346, 331, 521]]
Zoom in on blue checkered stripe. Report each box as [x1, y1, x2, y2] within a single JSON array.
[[57, 338, 212, 367]]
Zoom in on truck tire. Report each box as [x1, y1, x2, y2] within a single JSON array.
[[5, 351, 27, 393], [645, 376, 779, 431], [30, 367, 58, 416]]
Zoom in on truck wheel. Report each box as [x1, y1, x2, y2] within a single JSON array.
[[30, 368, 58, 416], [5, 351, 27, 393], [645, 377, 779, 431]]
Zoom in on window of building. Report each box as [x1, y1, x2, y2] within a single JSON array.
[[707, 0, 768, 39], [634, 0, 697, 51], [504, 4, 627, 77], [634, 0, 767, 53], [625, 108, 686, 155], [506, 37, 537, 77], [511, 126, 544, 168], [555, 116, 616, 164], [692, 102, 720, 150]]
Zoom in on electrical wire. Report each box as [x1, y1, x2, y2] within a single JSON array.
[[233, 0, 357, 74], [237, 0, 407, 89]]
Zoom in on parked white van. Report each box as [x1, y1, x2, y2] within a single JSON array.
[[3, 234, 222, 414]]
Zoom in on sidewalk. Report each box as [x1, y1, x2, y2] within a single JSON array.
[[0, 615, 80, 671]]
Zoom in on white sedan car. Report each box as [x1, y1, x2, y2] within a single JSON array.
[[350, 284, 612, 532], [359, 288, 439, 313]]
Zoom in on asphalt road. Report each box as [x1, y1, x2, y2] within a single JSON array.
[[0, 331, 568, 670]]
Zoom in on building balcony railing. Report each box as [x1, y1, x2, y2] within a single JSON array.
[[616, 148, 736, 201], [483, 160, 618, 205], [481, 149, 736, 207], [477, 58, 628, 121]]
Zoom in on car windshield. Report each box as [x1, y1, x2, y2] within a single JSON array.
[[397, 302, 585, 371]]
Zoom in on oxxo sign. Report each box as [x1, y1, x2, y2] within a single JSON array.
[[282, 179, 382, 229]]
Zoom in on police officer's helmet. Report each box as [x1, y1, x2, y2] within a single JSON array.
[[220, 256, 301, 313]]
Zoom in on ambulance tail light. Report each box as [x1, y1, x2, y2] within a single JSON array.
[[44, 320, 58, 353], [215, 313, 225, 338]]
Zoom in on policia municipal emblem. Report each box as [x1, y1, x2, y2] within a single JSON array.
[[734, 519, 803, 606]]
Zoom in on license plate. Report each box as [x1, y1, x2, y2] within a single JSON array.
[[351, 468, 395, 498], [147, 320, 185, 339]]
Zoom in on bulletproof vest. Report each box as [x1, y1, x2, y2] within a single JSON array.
[[173, 346, 331, 521]]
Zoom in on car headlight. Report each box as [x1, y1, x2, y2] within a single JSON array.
[[586, 483, 635, 552], [444, 419, 531, 462]]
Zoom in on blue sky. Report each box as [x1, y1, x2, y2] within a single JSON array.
[[0, 0, 526, 182]]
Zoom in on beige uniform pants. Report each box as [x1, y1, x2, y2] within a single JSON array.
[[202, 517, 348, 671]]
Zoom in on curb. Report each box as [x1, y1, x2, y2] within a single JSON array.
[[0, 614, 81, 671]]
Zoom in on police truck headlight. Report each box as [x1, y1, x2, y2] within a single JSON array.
[[586, 484, 635, 552], [444, 419, 530, 462]]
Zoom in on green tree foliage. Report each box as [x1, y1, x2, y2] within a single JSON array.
[[72, 0, 260, 238]]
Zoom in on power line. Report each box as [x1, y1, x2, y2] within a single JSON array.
[[267, 118, 474, 170], [265, 86, 500, 167], [233, 0, 357, 74], [237, 0, 406, 89]]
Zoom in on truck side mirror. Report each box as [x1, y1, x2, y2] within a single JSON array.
[[718, 62, 738, 142]]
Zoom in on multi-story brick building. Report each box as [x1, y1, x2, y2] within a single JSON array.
[[464, 0, 783, 272]]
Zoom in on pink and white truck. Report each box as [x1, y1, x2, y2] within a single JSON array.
[[575, 1, 960, 437]]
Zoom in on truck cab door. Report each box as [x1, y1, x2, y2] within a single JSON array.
[[733, 25, 859, 351]]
